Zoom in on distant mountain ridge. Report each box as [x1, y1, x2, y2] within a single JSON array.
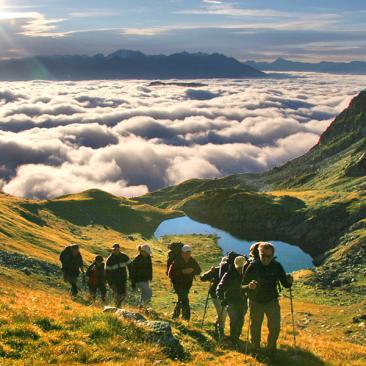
[[0, 49, 264, 80], [246, 57, 366, 74]]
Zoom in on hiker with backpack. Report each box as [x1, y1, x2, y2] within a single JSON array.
[[105, 243, 132, 308], [86, 255, 107, 302], [59, 244, 84, 297], [130, 243, 153, 310], [217, 255, 248, 346], [168, 244, 201, 321], [242, 242, 293, 360], [200, 265, 227, 337], [166, 242, 184, 275]]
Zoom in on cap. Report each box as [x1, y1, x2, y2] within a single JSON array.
[[112, 243, 120, 249], [234, 256, 246, 269], [181, 245, 192, 253], [140, 243, 152, 256]]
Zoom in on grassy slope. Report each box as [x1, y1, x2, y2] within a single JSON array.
[[0, 188, 364, 365], [0, 189, 180, 263], [0, 186, 365, 364], [0, 233, 365, 366]]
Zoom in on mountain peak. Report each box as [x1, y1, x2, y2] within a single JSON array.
[[107, 49, 146, 59], [348, 89, 366, 112], [318, 89, 366, 147], [274, 57, 291, 64]]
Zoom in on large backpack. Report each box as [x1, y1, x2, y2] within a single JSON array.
[[218, 251, 241, 281], [59, 246, 73, 269], [60, 246, 82, 273], [166, 242, 184, 275]]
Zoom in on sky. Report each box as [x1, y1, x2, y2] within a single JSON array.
[[0, 0, 366, 61], [1, 73, 366, 199]]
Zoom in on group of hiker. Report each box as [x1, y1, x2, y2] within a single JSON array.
[[59, 243, 152, 309], [201, 242, 293, 357], [59, 240, 293, 358]]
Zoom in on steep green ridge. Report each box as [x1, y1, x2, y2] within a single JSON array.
[[256, 89, 366, 191], [139, 89, 366, 201]]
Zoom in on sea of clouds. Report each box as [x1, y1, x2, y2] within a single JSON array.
[[1, 72, 366, 199]]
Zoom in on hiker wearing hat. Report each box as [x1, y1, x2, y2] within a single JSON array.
[[130, 243, 153, 309], [86, 255, 107, 302], [59, 244, 84, 297], [168, 244, 201, 321], [242, 242, 293, 359], [105, 243, 132, 308], [217, 255, 248, 345]]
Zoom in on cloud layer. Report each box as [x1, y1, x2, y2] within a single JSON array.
[[1, 73, 366, 199]]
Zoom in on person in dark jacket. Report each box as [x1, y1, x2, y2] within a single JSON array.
[[105, 243, 131, 308], [86, 255, 106, 302], [242, 242, 293, 358], [59, 244, 84, 297], [217, 256, 247, 345], [168, 244, 201, 321], [200, 266, 227, 336], [130, 243, 153, 309]]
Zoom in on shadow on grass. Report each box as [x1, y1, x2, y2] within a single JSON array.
[[252, 346, 327, 366], [172, 321, 227, 359]]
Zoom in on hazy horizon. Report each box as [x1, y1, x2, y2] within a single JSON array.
[[1, 48, 366, 64], [1, 1, 366, 62]]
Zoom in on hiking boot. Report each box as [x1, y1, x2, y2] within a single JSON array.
[[228, 337, 240, 348], [172, 303, 181, 319], [266, 348, 277, 362], [250, 345, 261, 359]]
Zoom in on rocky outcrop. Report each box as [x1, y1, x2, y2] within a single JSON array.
[[345, 152, 366, 177], [0, 249, 60, 276], [103, 307, 184, 359]]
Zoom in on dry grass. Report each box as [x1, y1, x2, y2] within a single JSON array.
[[0, 191, 365, 365]]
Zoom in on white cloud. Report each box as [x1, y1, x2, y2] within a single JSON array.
[[1, 72, 365, 199], [4, 162, 148, 199], [0, 11, 68, 37]]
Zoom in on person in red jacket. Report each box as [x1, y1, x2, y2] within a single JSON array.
[[86, 255, 107, 302], [168, 244, 201, 321]]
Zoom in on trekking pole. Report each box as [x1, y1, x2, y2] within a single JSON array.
[[245, 310, 251, 355], [200, 285, 211, 328], [217, 303, 226, 343], [82, 272, 87, 291], [289, 287, 297, 351]]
